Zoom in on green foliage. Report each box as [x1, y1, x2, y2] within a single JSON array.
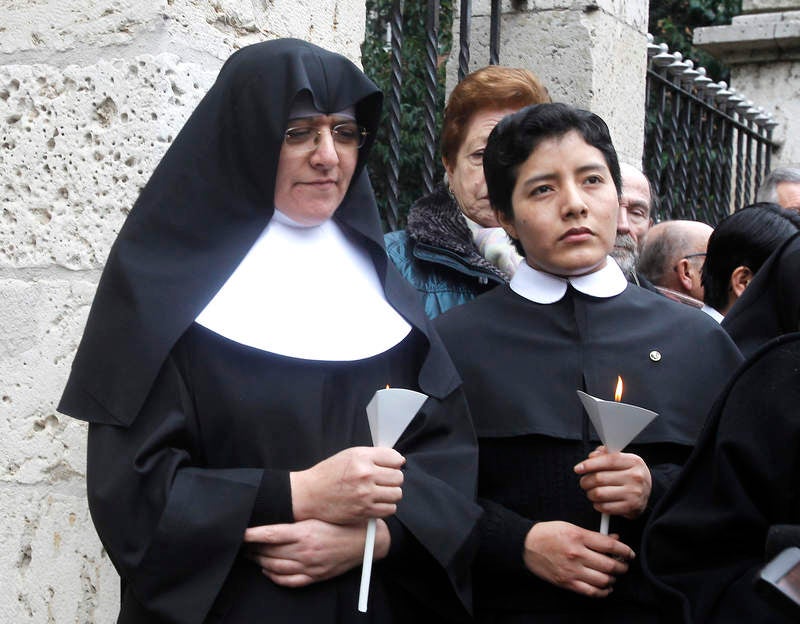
[[649, 0, 742, 82], [362, 0, 453, 230]]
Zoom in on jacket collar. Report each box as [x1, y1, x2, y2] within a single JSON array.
[[406, 185, 509, 281]]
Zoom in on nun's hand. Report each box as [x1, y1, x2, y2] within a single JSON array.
[[574, 446, 652, 519], [243, 519, 390, 588], [291, 447, 405, 524], [523, 521, 634, 598]]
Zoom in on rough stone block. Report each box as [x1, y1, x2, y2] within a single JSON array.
[[587, 16, 647, 164], [0, 0, 162, 56], [164, 0, 367, 63], [0, 56, 218, 269], [695, 12, 800, 63], [1, 0, 365, 67], [454, 0, 647, 32], [733, 61, 800, 163], [0, 278, 97, 486], [743, 0, 800, 14], [0, 487, 117, 622]]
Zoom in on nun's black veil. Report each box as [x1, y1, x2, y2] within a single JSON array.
[[58, 38, 459, 427]]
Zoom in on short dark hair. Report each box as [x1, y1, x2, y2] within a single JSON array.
[[483, 103, 621, 255], [702, 202, 800, 311]]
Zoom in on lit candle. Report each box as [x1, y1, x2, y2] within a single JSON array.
[[576, 377, 658, 536]]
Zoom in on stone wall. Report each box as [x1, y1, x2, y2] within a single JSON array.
[[694, 0, 800, 166], [0, 1, 364, 620]]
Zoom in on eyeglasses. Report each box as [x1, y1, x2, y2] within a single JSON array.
[[284, 122, 368, 151], [673, 252, 706, 272]]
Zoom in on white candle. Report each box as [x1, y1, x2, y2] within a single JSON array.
[[358, 519, 377, 612], [358, 387, 428, 613]]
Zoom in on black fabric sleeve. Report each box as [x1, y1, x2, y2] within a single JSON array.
[[250, 469, 293, 526], [647, 462, 683, 512], [476, 498, 534, 573], [86, 354, 285, 624], [628, 441, 693, 515], [385, 515, 408, 558]]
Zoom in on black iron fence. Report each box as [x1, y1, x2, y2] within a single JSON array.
[[367, 4, 779, 230], [366, 0, 502, 231], [644, 36, 779, 225]]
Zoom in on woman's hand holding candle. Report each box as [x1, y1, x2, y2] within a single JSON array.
[[290, 446, 405, 524], [574, 446, 652, 520]]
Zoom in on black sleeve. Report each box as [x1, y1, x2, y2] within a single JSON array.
[[475, 498, 534, 573], [629, 442, 692, 514], [86, 354, 293, 624], [647, 462, 683, 512]]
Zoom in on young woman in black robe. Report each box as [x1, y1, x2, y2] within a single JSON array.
[[434, 103, 743, 622], [58, 39, 480, 624]]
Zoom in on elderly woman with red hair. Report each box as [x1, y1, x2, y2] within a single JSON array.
[[385, 65, 550, 317]]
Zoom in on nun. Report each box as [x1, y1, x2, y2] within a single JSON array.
[[58, 39, 479, 624]]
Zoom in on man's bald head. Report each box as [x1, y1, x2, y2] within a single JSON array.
[[639, 220, 713, 301]]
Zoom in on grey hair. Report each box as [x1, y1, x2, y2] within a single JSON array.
[[756, 166, 800, 203]]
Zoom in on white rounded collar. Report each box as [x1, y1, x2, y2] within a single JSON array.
[[509, 257, 628, 304], [195, 211, 411, 361]]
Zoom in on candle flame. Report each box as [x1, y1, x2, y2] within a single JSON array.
[[614, 376, 623, 402], [385, 384, 390, 389]]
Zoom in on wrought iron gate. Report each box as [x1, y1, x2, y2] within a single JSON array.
[[367, 4, 779, 231], [644, 36, 779, 225]]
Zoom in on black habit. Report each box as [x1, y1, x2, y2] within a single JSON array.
[[642, 332, 800, 624], [58, 39, 479, 624], [435, 274, 743, 623]]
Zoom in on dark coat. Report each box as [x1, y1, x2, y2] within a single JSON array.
[[642, 332, 800, 624], [385, 185, 507, 318]]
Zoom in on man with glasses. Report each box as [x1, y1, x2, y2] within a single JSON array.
[[638, 220, 713, 312]]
